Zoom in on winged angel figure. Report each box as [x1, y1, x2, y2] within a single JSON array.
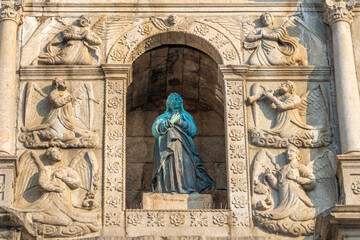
[[252, 145, 336, 237], [12, 147, 100, 237], [247, 81, 332, 148], [150, 14, 193, 31], [19, 78, 100, 148], [31, 15, 132, 65]]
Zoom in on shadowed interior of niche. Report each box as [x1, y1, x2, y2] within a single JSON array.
[[126, 45, 227, 209]]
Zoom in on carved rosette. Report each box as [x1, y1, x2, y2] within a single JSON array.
[[224, 77, 250, 229], [104, 77, 126, 229], [0, 3, 22, 25], [323, 0, 355, 26]]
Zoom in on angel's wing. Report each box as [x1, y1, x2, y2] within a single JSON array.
[[307, 150, 337, 213], [298, 83, 330, 127], [242, 20, 256, 38], [69, 150, 98, 191], [72, 82, 99, 130], [205, 17, 242, 40], [252, 149, 278, 193], [23, 82, 50, 128], [14, 151, 40, 202], [150, 16, 168, 31], [91, 16, 133, 41]]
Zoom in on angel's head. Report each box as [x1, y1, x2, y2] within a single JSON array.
[[166, 93, 183, 113], [279, 81, 297, 95], [261, 12, 275, 27], [45, 147, 62, 162], [52, 78, 68, 91], [286, 145, 300, 163], [79, 15, 91, 27], [167, 14, 178, 26]]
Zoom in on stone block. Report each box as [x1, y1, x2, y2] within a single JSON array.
[[126, 137, 154, 163], [126, 163, 144, 191], [199, 137, 226, 163], [215, 162, 227, 190], [0, 156, 16, 208], [142, 193, 213, 210]]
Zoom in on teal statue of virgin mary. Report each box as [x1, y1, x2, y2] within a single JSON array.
[[150, 93, 215, 194]]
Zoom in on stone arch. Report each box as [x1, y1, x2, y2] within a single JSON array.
[[107, 17, 241, 70]]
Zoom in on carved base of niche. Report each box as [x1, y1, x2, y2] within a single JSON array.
[[142, 193, 213, 210]]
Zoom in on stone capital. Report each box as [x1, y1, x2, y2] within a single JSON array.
[[323, 0, 355, 26], [0, 1, 22, 25]]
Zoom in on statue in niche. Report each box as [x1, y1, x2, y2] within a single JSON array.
[[151, 93, 214, 193], [243, 12, 308, 66], [252, 145, 335, 236], [12, 147, 100, 238], [19, 78, 100, 148], [247, 81, 332, 148], [34, 15, 102, 65]]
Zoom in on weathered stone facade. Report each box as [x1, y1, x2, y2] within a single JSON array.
[[0, 0, 359, 239]]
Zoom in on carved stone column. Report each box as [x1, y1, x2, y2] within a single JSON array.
[[0, 1, 21, 155], [220, 65, 251, 236], [102, 64, 130, 236], [323, 0, 360, 154]]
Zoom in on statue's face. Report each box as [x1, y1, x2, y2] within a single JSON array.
[[168, 14, 178, 25], [286, 146, 298, 162], [79, 18, 90, 27], [169, 97, 182, 111], [261, 13, 273, 27], [57, 80, 68, 90], [48, 148, 62, 162]]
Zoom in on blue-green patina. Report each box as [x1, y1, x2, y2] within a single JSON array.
[[150, 93, 215, 194]]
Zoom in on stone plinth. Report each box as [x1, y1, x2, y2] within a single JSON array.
[[142, 193, 212, 210], [336, 154, 360, 205]]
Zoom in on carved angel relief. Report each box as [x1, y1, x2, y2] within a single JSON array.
[[150, 14, 193, 31], [19, 78, 100, 148], [252, 146, 336, 236], [243, 13, 308, 66], [13, 148, 100, 237], [247, 81, 332, 148]]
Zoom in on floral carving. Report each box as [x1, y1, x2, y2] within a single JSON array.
[[232, 212, 249, 227], [213, 213, 228, 226], [106, 196, 121, 208], [226, 81, 243, 96], [210, 33, 229, 49], [223, 49, 237, 61], [107, 162, 121, 173], [138, 25, 153, 35], [228, 112, 244, 127], [194, 24, 209, 36], [0, 183, 4, 193], [107, 97, 121, 109], [190, 213, 208, 227], [106, 178, 123, 192], [230, 161, 245, 174], [147, 212, 165, 227], [352, 181, 360, 194], [105, 212, 122, 226], [106, 112, 123, 125], [108, 130, 121, 140], [232, 196, 248, 209], [227, 98, 242, 110], [110, 49, 126, 62], [107, 81, 123, 94], [118, 34, 137, 49], [231, 177, 247, 192], [127, 213, 142, 226], [106, 145, 122, 158], [229, 144, 245, 160], [169, 213, 185, 226], [229, 129, 244, 141]]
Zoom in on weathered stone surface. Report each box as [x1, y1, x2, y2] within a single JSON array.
[[142, 193, 213, 210]]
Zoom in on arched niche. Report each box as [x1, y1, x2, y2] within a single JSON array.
[[125, 45, 227, 209]]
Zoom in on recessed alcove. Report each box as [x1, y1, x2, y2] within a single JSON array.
[[125, 45, 227, 209]]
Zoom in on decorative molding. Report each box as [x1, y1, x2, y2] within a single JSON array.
[[0, 2, 21, 25], [323, 0, 355, 26]]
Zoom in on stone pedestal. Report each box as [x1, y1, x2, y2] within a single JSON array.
[[336, 155, 360, 205], [142, 193, 213, 210], [0, 155, 16, 208]]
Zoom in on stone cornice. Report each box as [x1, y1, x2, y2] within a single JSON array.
[[0, 1, 22, 25], [323, 0, 355, 26]]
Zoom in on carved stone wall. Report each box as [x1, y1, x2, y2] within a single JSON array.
[[1, 0, 358, 239]]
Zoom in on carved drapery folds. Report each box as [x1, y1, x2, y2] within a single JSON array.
[[323, 0, 355, 26], [243, 13, 308, 66], [18, 79, 100, 148]]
